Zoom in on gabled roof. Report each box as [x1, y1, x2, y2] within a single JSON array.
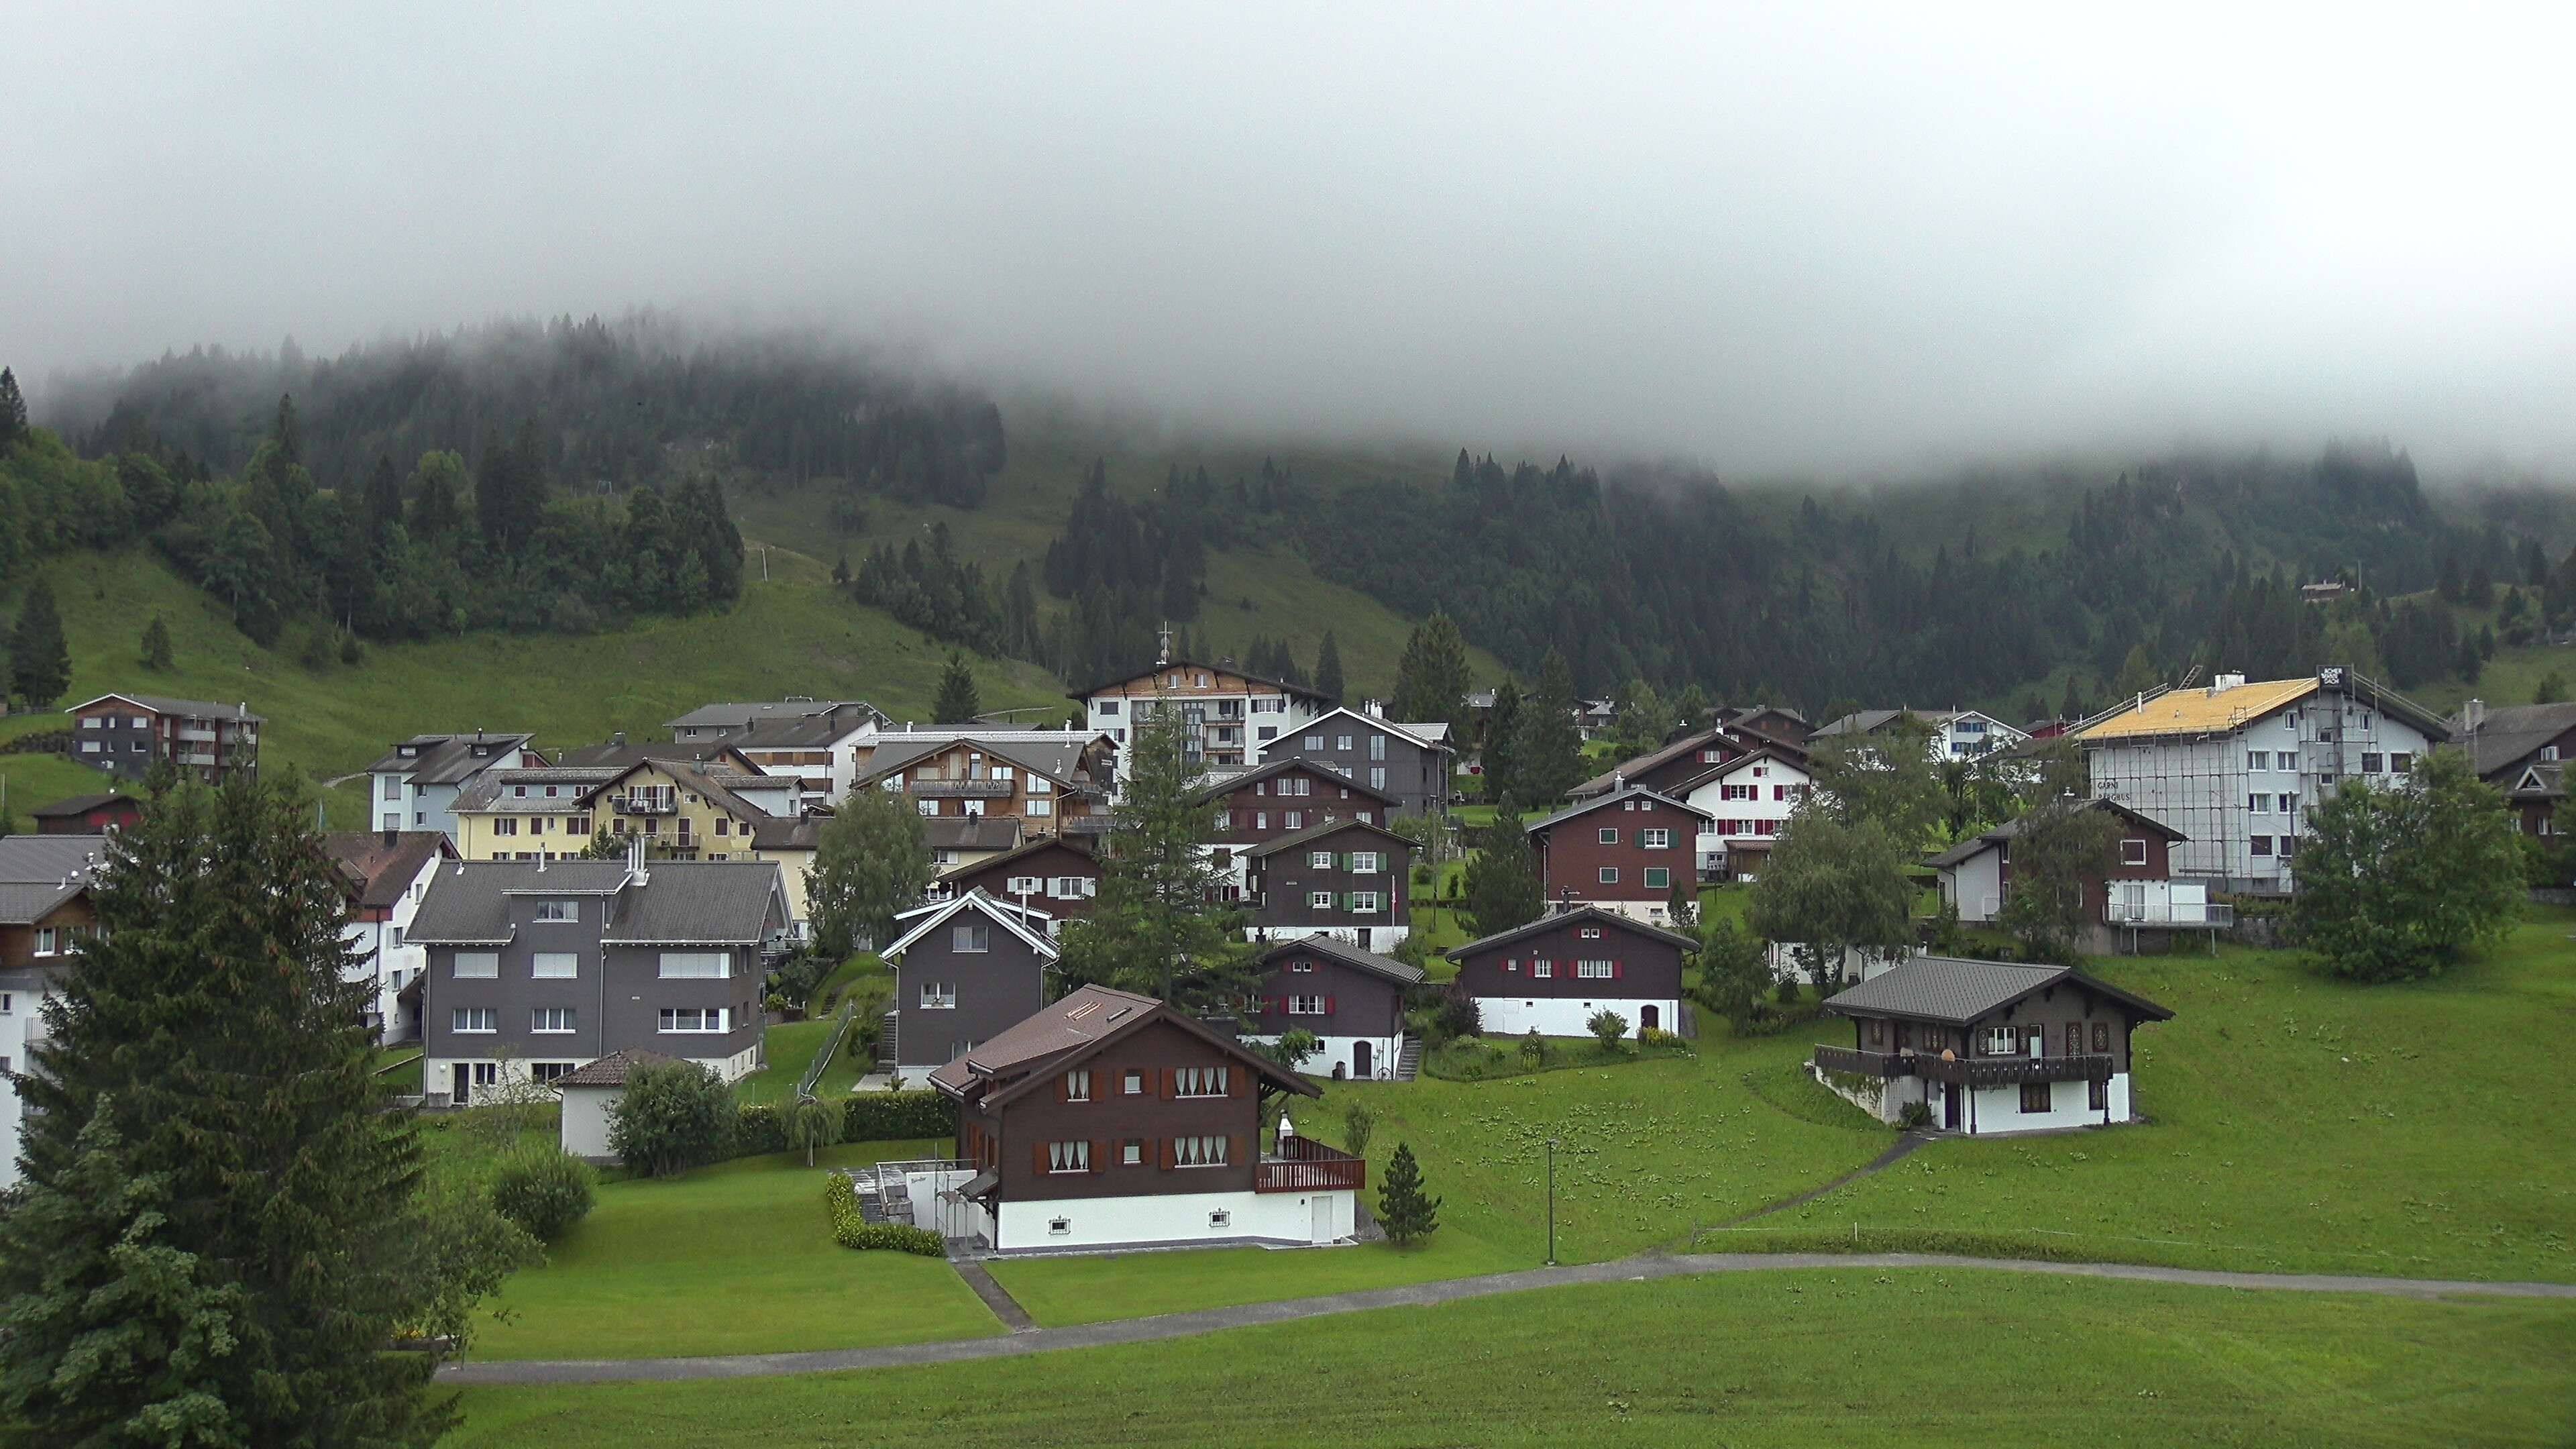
[[1280, 706, 1452, 755], [2508, 761, 2565, 800], [363, 732, 537, 785], [28, 792, 133, 819], [859, 733, 1109, 792], [0, 881, 91, 926], [69, 692, 263, 722], [1069, 657, 1332, 704], [1670, 744, 1813, 798], [1573, 728, 1735, 798], [553, 1048, 680, 1089], [406, 861, 784, 946], [664, 700, 889, 733], [1253, 934, 1424, 987], [2457, 702, 2576, 778], [1241, 816, 1415, 858], [1446, 904, 1700, 960], [935, 832, 1101, 885], [750, 816, 825, 853], [322, 831, 458, 910], [0, 834, 111, 892], [1822, 955, 2174, 1027], [1522, 785, 1713, 835], [453, 757, 777, 825], [1923, 798, 2187, 869], [551, 741, 761, 773], [881, 888, 1059, 962], [929, 984, 1318, 1106], [2072, 680, 2317, 743], [1194, 755, 1401, 806], [924, 815, 1025, 853]]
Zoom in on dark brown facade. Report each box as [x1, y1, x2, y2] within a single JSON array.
[[1201, 760, 1399, 847], [1448, 907, 1690, 1007], [1240, 943, 1412, 1044], [936, 837, 1104, 926], [1527, 790, 1710, 909], [888, 898, 1052, 1069], [1242, 820, 1412, 936], [67, 694, 262, 785]]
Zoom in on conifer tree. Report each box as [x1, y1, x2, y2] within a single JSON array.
[[1513, 649, 1587, 803], [933, 651, 981, 724], [1389, 612, 1472, 736], [1377, 1142, 1440, 1245], [1460, 799, 1544, 934], [1056, 693, 1249, 1008], [1313, 630, 1344, 702], [1, 777, 455, 1444], [8, 578, 72, 706], [0, 366, 27, 449], [1480, 678, 1523, 800], [140, 614, 174, 669]]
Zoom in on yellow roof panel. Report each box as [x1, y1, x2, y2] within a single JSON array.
[[2075, 678, 2319, 743]]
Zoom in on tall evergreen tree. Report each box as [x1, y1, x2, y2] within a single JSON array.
[[933, 651, 981, 724], [1056, 694, 1249, 1008], [1480, 678, 1523, 802], [1313, 630, 1345, 703], [140, 614, 174, 670], [1460, 800, 1543, 934], [1389, 612, 1472, 736], [0, 366, 27, 449], [1376, 1142, 1441, 1245], [474, 419, 549, 555], [1, 777, 455, 1444], [9, 578, 72, 706], [1513, 649, 1587, 803]]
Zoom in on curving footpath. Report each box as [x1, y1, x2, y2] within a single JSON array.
[[436, 1252, 2576, 1386]]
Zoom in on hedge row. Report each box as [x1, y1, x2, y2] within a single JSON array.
[[822, 1172, 945, 1255], [734, 1091, 955, 1159]]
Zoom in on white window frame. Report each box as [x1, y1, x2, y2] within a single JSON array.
[[451, 1007, 497, 1034], [1310, 850, 1334, 869], [1047, 1140, 1091, 1173], [532, 952, 579, 979], [1308, 890, 1334, 910], [453, 952, 500, 979], [531, 1006, 577, 1034], [658, 951, 730, 979], [657, 1007, 730, 1033], [1173, 1134, 1228, 1168], [918, 982, 957, 1009], [1350, 890, 1381, 914]]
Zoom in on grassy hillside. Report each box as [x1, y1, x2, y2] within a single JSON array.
[[4, 543, 1067, 828]]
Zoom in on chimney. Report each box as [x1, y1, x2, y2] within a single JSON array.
[[382, 825, 398, 849], [612, 731, 628, 748], [626, 833, 649, 888]]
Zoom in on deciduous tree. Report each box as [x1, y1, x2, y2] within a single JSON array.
[[1995, 797, 2122, 962], [1808, 712, 1947, 847], [808, 784, 933, 956], [1747, 806, 1913, 988], [608, 1061, 737, 1179], [2293, 749, 2524, 981]]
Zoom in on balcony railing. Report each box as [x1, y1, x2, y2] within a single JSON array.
[[1812, 1045, 2114, 1088], [1254, 1136, 1366, 1193], [1058, 816, 1116, 835], [2106, 901, 2235, 928], [613, 794, 678, 815], [911, 780, 1016, 798]]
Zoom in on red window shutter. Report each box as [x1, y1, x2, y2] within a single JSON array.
[[1161, 1067, 1177, 1099], [1229, 1132, 1246, 1169], [1326, 994, 1336, 1014], [1055, 1073, 1067, 1102], [1613, 960, 1623, 979], [1091, 1138, 1108, 1173], [1032, 1141, 1048, 1175], [1228, 1065, 1244, 1096], [1158, 1136, 1175, 1170]]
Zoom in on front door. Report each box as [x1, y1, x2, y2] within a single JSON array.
[[1640, 1004, 1660, 1032], [1310, 1195, 1333, 1244], [451, 1063, 471, 1106], [1941, 1083, 1961, 1130], [1353, 1039, 1373, 1079]]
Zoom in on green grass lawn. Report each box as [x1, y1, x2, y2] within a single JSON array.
[[733, 1017, 870, 1106], [465, 1140, 998, 1361], [1729, 908, 2576, 1283], [987, 1231, 1521, 1327], [442, 1270, 2576, 1448], [374, 1049, 425, 1095]]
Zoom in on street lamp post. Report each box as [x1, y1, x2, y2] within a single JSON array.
[[1544, 1137, 1558, 1266]]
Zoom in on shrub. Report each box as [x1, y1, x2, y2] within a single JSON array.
[[1518, 1028, 1548, 1070], [842, 1090, 955, 1143], [1637, 1026, 1684, 1051], [735, 1102, 789, 1156], [488, 1148, 597, 1243], [609, 1061, 737, 1179], [1587, 1009, 1629, 1050], [1896, 1100, 1933, 1130], [823, 1173, 945, 1254], [785, 1093, 842, 1166], [1340, 1096, 1376, 1158], [1431, 981, 1482, 1041]]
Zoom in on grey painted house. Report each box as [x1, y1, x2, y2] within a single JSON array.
[[407, 843, 787, 1106], [1257, 707, 1452, 818], [877, 889, 1059, 1083]]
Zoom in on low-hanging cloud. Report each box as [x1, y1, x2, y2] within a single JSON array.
[[6, 3, 2573, 479]]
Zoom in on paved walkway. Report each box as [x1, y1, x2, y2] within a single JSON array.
[[435, 1252, 2576, 1386], [1715, 1129, 1928, 1228], [949, 1260, 1037, 1332]]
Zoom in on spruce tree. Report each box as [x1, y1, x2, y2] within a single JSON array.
[[1376, 1142, 1441, 1245], [1, 777, 452, 1444], [933, 651, 981, 724], [1056, 694, 1250, 1008], [140, 614, 174, 669], [1389, 612, 1472, 736], [8, 578, 72, 707], [1514, 649, 1587, 803], [1460, 800, 1544, 934], [0, 365, 27, 449], [1313, 630, 1345, 702], [1481, 678, 1522, 801]]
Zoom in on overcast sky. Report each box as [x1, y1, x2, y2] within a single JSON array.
[[7, 4, 2573, 478]]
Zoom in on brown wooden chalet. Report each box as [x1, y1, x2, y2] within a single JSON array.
[[1240, 935, 1424, 1082], [1197, 757, 1402, 848], [1239, 818, 1413, 950], [1522, 786, 1712, 924], [1446, 904, 1695, 1038], [934, 834, 1104, 928]]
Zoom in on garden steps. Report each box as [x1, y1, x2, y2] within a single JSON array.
[[1394, 1034, 1422, 1081]]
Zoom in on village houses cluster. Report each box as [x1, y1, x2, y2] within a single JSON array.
[[3, 655, 2553, 1253]]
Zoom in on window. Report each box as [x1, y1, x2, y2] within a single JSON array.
[[2088, 1079, 2108, 1111], [1049, 875, 1093, 898], [917, 800, 938, 816], [1723, 783, 1755, 801], [2250, 835, 2274, 857], [659, 952, 729, 979], [1350, 891, 1381, 913], [2245, 750, 2267, 770], [1368, 735, 1387, 761], [1176, 1066, 1230, 1096], [531, 1006, 577, 1033], [532, 1061, 576, 1083], [953, 922, 991, 953], [2542, 746, 2562, 763], [1290, 994, 1327, 1015], [1283, 810, 1303, 829], [1351, 851, 1380, 873], [382, 775, 402, 800], [1288, 958, 1316, 973], [1580, 926, 1601, 938], [1368, 766, 1387, 791], [1254, 812, 1268, 830], [492, 818, 519, 837], [451, 1008, 497, 1034], [1598, 826, 1619, 845], [1047, 1140, 1091, 1173], [1598, 866, 1619, 884], [2360, 752, 2383, 774], [1064, 1069, 1091, 1102], [1532, 958, 1554, 979], [1008, 874, 1042, 894], [2121, 838, 2149, 866], [533, 953, 578, 979], [2390, 751, 2414, 773], [1641, 828, 1671, 849], [1577, 959, 1615, 979], [1309, 890, 1334, 910], [2247, 793, 2271, 813], [2277, 751, 2298, 773], [963, 799, 986, 817], [1122, 1069, 1144, 1095], [1097, 700, 1121, 716], [1982, 1026, 2019, 1056], [2020, 1081, 2053, 1114], [453, 953, 499, 979], [1310, 850, 1334, 868], [1122, 1140, 1144, 1166], [918, 982, 957, 1009], [658, 1008, 729, 1032], [1026, 799, 1053, 818], [33, 928, 58, 957], [568, 814, 591, 835], [1644, 867, 1669, 890], [1304, 733, 1324, 750], [1172, 1134, 1228, 1167], [2277, 835, 2298, 857]]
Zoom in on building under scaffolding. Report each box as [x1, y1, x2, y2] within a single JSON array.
[[2072, 669, 2451, 896]]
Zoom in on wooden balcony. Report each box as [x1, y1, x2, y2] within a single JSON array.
[[613, 794, 677, 815], [1255, 1136, 1365, 1193], [1812, 1044, 1907, 1079], [912, 780, 1016, 798], [1812, 1044, 2114, 1087]]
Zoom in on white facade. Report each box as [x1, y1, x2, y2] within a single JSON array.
[[559, 1083, 619, 1161], [1472, 996, 1680, 1039], [1682, 754, 1812, 877], [343, 851, 445, 1041], [430, 1040, 760, 1107], [1813, 1063, 2135, 1136], [371, 739, 542, 841], [1937, 710, 2030, 759], [1081, 667, 1327, 769], [1242, 1031, 1405, 1082], [2086, 678, 2436, 893], [0, 979, 52, 1190], [993, 1187, 1355, 1252], [732, 718, 879, 805], [1239, 922, 1413, 956]]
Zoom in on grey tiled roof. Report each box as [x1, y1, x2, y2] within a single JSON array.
[[1255, 934, 1424, 987], [1923, 798, 2186, 869], [1822, 955, 2174, 1026], [554, 1048, 680, 1088], [72, 692, 263, 722], [924, 815, 1024, 853], [2459, 702, 2576, 778], [930, 984, 1163, 1091], [28, 792, 127, 818], [1193, 756, 1399, 806], [0, 881, 88, 926], [1241, 816, 1412, 857], [405, 861, 782, 946], [0, 835, 112, 886], [664, 700, 886, 731], [863, 733, 1104, 790], [362, 733, 535, 785], [1446, 904, 1701, 959], [1521, 784, 1711, 835]]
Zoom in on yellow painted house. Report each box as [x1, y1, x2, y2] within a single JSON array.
[[451, 760, 777, 863]]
